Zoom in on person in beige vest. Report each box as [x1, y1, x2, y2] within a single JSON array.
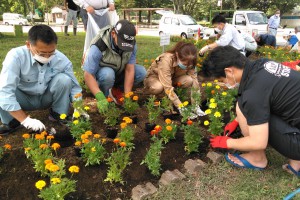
[[144, 41, 205, 119]]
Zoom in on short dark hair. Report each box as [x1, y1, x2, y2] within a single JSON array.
[[202, 46, 247, 78], [28, 24, 57, 45], [212, 15, 226, 24]]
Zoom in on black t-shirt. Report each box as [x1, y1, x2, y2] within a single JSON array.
[[238, 58, 300, 128], [67, 0, 78, 11]]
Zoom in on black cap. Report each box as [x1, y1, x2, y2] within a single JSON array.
[[114, 20, 136, 51]]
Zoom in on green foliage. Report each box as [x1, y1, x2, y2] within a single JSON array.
[[141, 136, 164, 176], [257, 46, 300, 63], [123, 93, 139, 116], [160, 96, 174, 113], [81, 139, 107, 166], [98, 101, 123, 127], [174, 86, 189, 102], [145, 95, 162, 124], [181, 121, 203, 154], [118, 125, 135, 151], [160, 122, 177, 144], [69, 119, 92, 141]]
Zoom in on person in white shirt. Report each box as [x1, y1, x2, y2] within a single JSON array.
[[199, 15, 245, 56]]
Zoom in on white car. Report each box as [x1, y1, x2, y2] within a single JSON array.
[[158, 14, 205, 39], [3, 13, 29, 26]]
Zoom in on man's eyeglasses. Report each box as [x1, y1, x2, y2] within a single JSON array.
[[31, 46, 56, 58]]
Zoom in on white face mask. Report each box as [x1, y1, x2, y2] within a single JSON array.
[[225, 73, 239, 89], [276, 14, 280, 17], [214, 28, 222, 34], [33, 54, 55, 64]]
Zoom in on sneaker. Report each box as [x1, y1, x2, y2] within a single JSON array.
[[108, 87, 124, 105], [48, 108, 71, 125], [0, 118, 21, 136]]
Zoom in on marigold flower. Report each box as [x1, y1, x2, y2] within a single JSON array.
[[119, 97, 124, 102], [60, 113, 67, 120], [85, 130, 93, 136], [211, 90, 215, 95], [204, 120, 210, 126], [150, 129, 158, 136], [201, 83, 206, 87], [120, 122, 127, 129], [73, 120, 79, 125], [93, 134, 101, 139], [207, 82, 212, 87], [69, 165, 80, 173], [22, 133, 30, 139], [154, 101, 160, 106], [214, 111, 221, 118], [187, 120, 193, 125], [44, 159, 53, 165], [91, 147, 96, 152], [214, 79, 218, 83], [47, 135, 54, 140], [165, 118, 172, 124], [102, 138, 107, 144], [35, 134, 44, 140], [144, 59, 148, 63], [120, 142, 126, 147], [24, 147, 31, 152], [166, 125, 173, 131], [154, 125, 162, 132], [82, 139, 89, 144], [132, 95, 139, 101], [74, 141, 82, 146], [205, 109, 212, 114], [4, 144, 11, 150], [84, 106, 90, 111], [210, 98, 215, 103], [209, 102, 217, 109], [51, 143, 61, 151], [73, 111, 80, 118], [81, 134, 88, 140], [113, 138, 120, 144], [222, 92, 227, 96], [41, 131, 47, 136], [35, 180, 46, 190], [51, 178, 61, 184], [123, 117, 132, 124], [107, 97, 113, 103], [183, 101, 189, 106], [177, 82, 182, 87], [178, 103, 184, 109], [125, 93, 131, 98], [39, 144, 48, 149], [215, 85, 220, 89], [49, 164, 60, 172], [74, 93, 82, 99]]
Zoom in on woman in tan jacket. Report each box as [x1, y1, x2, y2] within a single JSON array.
[[144, 41, 205, 118]]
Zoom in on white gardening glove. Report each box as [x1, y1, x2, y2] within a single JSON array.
[[178, 108, 198, 120], [21, 116, 46, 132], [73, 108, 90, 120], [199, 45, 209, 56], [195, 105, 206, 117]]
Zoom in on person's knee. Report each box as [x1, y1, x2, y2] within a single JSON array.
[[180, 76, 193, 88], [135, 65, 147, 83], [51, 73, 72, 89], [146, 82, 164, 94], [98, 68, 115, 84]]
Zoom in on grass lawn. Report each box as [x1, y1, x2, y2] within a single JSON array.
[[0, 33, 300, 199]]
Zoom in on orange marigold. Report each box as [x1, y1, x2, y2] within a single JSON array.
[[85, 130, 93, 136], [187, 120, 193, 125], [113, 138, 120, 144], [39, 144, 48, 149], [132, 95, 139, 101], [177, 82, 182, 87], [74, 93, 82, 99], [150, 129, 158, 136], [35, 134, 45, 140], [74, 141, 82, 146], [22, 133, 30, 139], [82, 139, 89, 144], [107, 97, 113, 103], [4, 144, 11, 150], [154, 125, 162, 132], [211, 90, 215, 95], [51, 143, 61, 150], [165, 118, 172, 124], [120, 142, 126, 147], [119, 97, 124, 102], [47, 135, 54, 140], [93, 134, 101, 139], [41, 131, 47, 136], [120, 122, 127, 129], [81, 134, 88, 140], [166, 125, 173, 131], [44, 159, 53, 165]]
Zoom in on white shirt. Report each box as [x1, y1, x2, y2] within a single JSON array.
[[73, 0, 114, 9], [216, 23, 245, 51]]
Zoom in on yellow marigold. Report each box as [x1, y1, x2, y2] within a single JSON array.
[[178, 103, 184, 109], [93, 134, 101, 139], [73, 120, 79, 125], [102, 138, 107, 144], [35, 134, 44, 140], [123, 117, 132, 124], [24, 147, 31, 152], [85, 130, 93, 136], [209, 102, 217, 109], [69, 165, 80, 173], [132, 95, 138, 101], [81, 134, 88, 140], [166, 125, 173, 131], [214, 111, 221, 118], [120, 142, 126, 147], [205, 109, 212, 114], [4, 144, 11, 150], [44, 159, 53, 165], [51, 177, 61, 184], [74, 93, 82, 99], [35, 180, 46, 190], [125, 93, 131, 98], [201, 83, 206, 87], [183, 101, 189, 106], [222, 92, 227, 96], [120, 122, 127, 129], [215, 85, 220, 89], [214, 79, 218, 83], [82, 139, 89, 144], [207, 82, 212, 87], [84, 106, 90, 111], [60, 113, 67, 120], [165, 118, 172, 124], [22, 133, 30, 139], [49, 164, 60, 172], [73, 111, 80, 118], [51, 143, 61, 151], [91, 147, 96, 152], [204, 120, 210, 126], [74, 141, 82, 146], [210, 98, 215, 103], [39, 144, 48, 149], [47, 135, 54, 140]]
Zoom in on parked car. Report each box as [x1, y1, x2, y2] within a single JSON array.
[[158, 14, 205, 39], [3, 13, 29, 26]]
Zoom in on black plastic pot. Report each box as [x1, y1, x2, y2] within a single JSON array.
[[106, 126, 118, 139], [145, 123, 156, 132]]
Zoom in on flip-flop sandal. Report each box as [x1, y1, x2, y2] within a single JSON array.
[[225, 153, 265, 170], [282, 164, 300, 177]]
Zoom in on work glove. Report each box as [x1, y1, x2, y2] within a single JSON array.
[[210, 136, 229, 149], [194, 105, 206, 117], [178, 107, 198, 120], [199, 45, 209, 56], [73, 108, 90, 120], [21, 116, 45, 132], [96, 91, 109, 112], [224, 119, 239, 136]]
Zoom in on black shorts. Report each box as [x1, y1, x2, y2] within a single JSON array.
[[268, 115, 300, 160]]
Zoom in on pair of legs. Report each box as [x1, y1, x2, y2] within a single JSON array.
[[0, 73, 72, 124], [95, 65, 147, 96], [228, 103, 300, 171], [65, 9, 78, 28]]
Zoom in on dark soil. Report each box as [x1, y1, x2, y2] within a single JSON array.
[[0, 87, 212, 200]]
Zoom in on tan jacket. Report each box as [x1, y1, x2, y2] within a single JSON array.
[[145, 52, 200, 107]]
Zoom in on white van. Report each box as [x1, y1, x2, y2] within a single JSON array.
[[158, 14, 205, 39], [3, 13, 29, 26]]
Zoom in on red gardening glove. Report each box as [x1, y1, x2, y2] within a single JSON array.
[[210, 136, 229, 149], [223, 119, 239, 136]]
